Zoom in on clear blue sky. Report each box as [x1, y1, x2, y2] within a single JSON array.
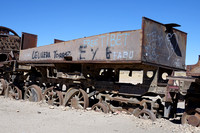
[[1, 0, 199, 65]]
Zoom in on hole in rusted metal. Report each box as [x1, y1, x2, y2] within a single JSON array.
[[162, 72, 168, 80], [0, 54, 8, 62]]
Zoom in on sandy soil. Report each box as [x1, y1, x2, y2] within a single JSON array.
[[0, 96, 199, 133]]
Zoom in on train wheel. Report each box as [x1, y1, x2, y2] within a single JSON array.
[[91, 102, 109, 113], [129, 108, 141, 116], [181, 109, 200, 127], [43, 87, 63, 106], [24, 85, 42, 102], [0, 79, 7, 95], [6, 85, 22, 100], [64, 88, 89, 109], [136, 109, 156, 121]]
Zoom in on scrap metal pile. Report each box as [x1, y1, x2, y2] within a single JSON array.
[[0, 17, 199, 126]]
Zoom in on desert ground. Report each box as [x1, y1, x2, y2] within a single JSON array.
[[0, 96, 200, 133]]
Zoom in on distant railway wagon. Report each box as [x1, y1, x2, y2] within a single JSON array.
[[167, 56, 200, 127], [0, 17, 194, 123]]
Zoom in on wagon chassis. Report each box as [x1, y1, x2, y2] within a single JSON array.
[[0, 17, 191, 123]]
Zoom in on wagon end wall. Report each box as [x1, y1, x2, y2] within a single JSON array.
[[141, 17, 187, 70]]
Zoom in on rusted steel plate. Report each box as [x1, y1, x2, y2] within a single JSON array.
[[19, 30, 142, 61], [19, 17, 187, 70], [21, 32, 37, 50], [142, 17, 187, 70], [187, 55, 200, 76], [166, 76, 196, 82], [54, 39, 64, 43], [18, 60, 142, 65]]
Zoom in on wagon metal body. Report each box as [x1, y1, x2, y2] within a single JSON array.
[[0, 17, 189, 122], [181, 56, 200, 126], [19, 17, 187, 70]]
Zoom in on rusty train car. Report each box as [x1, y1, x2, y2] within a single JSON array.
[[167, 56, 200, 126], [182, 56, 200, 127], [0, 26, 37, 98], [0, 17, 188, 121]]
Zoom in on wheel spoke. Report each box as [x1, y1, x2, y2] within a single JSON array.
[[24, 85, 42, 102], [136, 109, 156, 121], [77, 92, 81, 97], [27, 90, 32, 97], [6, 85, 22, 100], [78, 101, 84, 104], [91, 103, 108, 113], [43, 87, 63, 106], [64, 89, 88, 109], [79, 95, 83, 100], [143, 113, 147, 119], [26, 93, 30, 98]]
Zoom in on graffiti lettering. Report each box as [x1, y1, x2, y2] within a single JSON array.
[[113, 51, 134, 60], [145, 44, 158, 61], [83, 33, 130, 48], [79, 45, 87, 60], [91, 48, 99, 60], [146, 31, 163, 46], [122, 33, 129, 46], [106, 47, 112, 59], [80, 32, 133, 60], [145, 31, 163, 61], [83, 39, 98, 47], [53, 50, 71, 58], [32, 51, 39, 59], [99, 35, 105, 47], [165, 33, 182, 60], [32, 51, 51, 59]]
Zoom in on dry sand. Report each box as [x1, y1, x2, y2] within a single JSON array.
[[0, 96, 200, 133]]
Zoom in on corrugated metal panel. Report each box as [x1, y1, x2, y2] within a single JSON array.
[[142, 17, 187, 70], [0, 26, 20, 52]]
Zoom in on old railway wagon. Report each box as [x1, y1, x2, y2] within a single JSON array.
[[0, 17, 187, 121], [0, 26, 37, 96], [182, 56, 200, 127], [167, 56, 200, 126]]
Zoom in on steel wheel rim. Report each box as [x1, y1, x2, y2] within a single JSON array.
[[28, 87, 38, 101], [0, 80, 4, 95], [0, 79, 6, 95], [93, 106, 103, 112], [7, 85, 22, 100], [25, 85, 42, 102], [43, 87, 63, 106], [139, 113, 150, 119], [136, 109, 156, 121], [91, 103, 108, 113], [65, 88, 89, 109], [69, 91, 85, 109], [182, 110, 200, 127]]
